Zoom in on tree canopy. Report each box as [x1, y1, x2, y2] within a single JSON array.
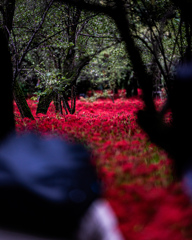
[[1, 0, 192, 119]]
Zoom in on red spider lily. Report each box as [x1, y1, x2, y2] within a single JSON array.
[[14, 96, 192, 240]]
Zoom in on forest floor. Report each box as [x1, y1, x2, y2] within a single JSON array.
[[14, 95, 192, 240]]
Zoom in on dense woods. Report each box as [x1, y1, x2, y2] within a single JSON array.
[[1, 1, 192, 239], [0, 0, 192, 121]]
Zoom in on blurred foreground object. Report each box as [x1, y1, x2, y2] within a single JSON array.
[[77, 199, 124, 240], [0, 133, 124, 240], [138, 61, 192, 179]]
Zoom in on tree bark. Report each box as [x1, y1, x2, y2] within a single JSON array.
[[0, 0, 35, 120], [58, 0, 156, 112], [36, 93, 53, 115], [112, 0, 155, 112], [53, 93, 63, 114], [13, 81, 34, 119], [0, 28, 15, 140]]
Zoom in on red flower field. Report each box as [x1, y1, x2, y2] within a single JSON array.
[[14, 96, 192, 240]]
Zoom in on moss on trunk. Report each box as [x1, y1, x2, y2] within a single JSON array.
[[13, 80, 34, 120], [36, 93, 53, 115]]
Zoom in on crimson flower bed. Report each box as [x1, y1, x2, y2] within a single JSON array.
[[14, 97, 192, 240]]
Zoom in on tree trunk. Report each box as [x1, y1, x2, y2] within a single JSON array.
[[124, 70, 131, 98], [53, 93, 63, 114], [36, 93, 53, 115], [0, 0, 34, 121], [0, 28, 15, 140], [112, 0, 155, 112], [13, 80, 34, 119], [114, 79, 118, 94]]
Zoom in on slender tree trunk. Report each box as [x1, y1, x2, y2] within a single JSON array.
[[58, 0, 156, 112], [54, 93, 60, 113], [13, 80, 34, 119], [124, 70, 131, 98], [36, 93, 53, 115], [1, 0, 34, 120], [0, 28, 15, 140], [53, 93, 63, 114], [112, 0, 155, 112], [0, 0, 15, 139]]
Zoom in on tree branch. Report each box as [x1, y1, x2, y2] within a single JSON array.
[[27, 13, 98, 52], [55, 0, 115, 16], [56, 0, 156, 112], [14, 0, 54, 83]]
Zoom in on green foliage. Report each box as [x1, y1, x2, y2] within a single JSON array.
[[34, 67, 71, 97], [79, 43, 129, 90], [12, 0, 120, 101], [8, 0, 192, 100]]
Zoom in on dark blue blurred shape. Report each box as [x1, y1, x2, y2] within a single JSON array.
[[0, 133, 101, 239], [176, 61, 192, 82], [138, 60, 192, 179]]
